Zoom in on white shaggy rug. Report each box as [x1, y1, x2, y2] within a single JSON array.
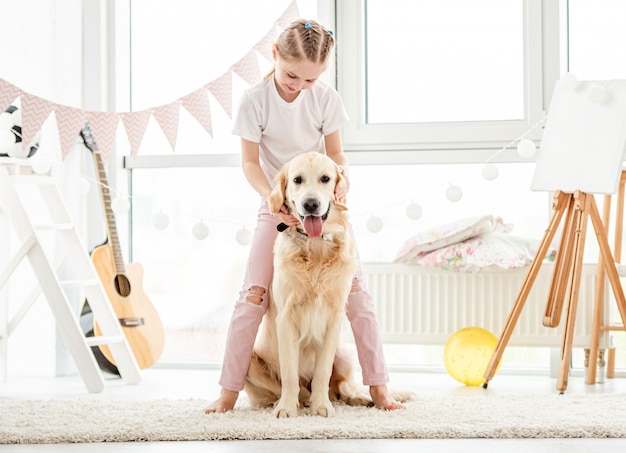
[[1, 393, 626, 444]]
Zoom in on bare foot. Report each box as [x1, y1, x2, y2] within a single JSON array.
[[204, 389, 239, 414], [369, 384, 405, 411]]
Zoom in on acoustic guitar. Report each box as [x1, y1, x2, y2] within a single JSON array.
[[80, 123, 165, 371]]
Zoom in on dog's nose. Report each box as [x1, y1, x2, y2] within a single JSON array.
[[303, 198, 320, 214]]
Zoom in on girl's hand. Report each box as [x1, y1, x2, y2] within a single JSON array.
[[334, 166, 350, 203], [274, 205, 300, 226]]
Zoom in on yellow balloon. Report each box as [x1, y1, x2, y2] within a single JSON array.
[[444, 327, 500, 386]]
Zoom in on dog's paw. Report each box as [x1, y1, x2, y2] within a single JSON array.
[[310, 400, 335, 417], [272, 401, 298, 418], [346, 395, 375, 407], [392, 390, 417, 403]]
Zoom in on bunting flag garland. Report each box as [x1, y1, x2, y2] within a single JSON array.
[[89, 111, 120, 161], [20, 93, 55, 148], [54, 104, 87, 158], [255, 27, 279, 62], [0, 0, 299, 161], [232, 50, 262, 86], [0, 78, 20, 112], [181, 88, 214, 137], [276, 0, 300, 28], [206, 72, 234, 119], [152, 102, 180, 152], [121, 109, 151, 158]]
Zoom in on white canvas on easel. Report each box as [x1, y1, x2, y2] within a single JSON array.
[[484, 75, 626, 393], [531, 76, 626, 195]]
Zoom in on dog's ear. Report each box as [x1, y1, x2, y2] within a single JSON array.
[[268, 167, 288, 214], [334, 164, 347, 205]]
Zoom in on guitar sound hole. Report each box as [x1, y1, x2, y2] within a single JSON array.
[[114, 274, 132, 297]]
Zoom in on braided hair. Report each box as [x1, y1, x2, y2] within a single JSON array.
[[268, 19, 334, 76]]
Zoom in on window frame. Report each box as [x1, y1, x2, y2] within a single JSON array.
[[335, 0, 559, 163]]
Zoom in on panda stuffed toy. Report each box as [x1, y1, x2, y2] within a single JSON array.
[[0, 105, 39, 158]]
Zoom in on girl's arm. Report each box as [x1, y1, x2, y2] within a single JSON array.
[[241, 138, 299, 225], [241, 138, 272, 199], [325, 129, 350, 202]]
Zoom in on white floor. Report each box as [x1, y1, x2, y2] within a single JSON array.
[[2, 367, 626, 452]]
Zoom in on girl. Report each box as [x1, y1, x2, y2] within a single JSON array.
[[205, 18, 404, 414]]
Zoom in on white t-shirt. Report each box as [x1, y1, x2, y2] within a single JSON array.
[[232, 74, 349, 186]]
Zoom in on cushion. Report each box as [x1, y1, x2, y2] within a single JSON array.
[[393, 215, 510, 263], [411, 233, 551, 272]]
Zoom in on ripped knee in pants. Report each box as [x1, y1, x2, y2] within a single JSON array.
[[246, 286, 266, 305]]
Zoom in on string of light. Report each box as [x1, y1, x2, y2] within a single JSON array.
[[360, 116, 547, 233]]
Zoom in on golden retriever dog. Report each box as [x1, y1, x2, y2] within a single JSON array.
[[244, 152, 372, 418]]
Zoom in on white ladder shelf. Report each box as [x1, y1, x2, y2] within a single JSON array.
[[0, 161, 141, 393]]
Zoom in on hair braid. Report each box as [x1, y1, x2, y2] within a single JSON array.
[[274, 19, 335, 67]]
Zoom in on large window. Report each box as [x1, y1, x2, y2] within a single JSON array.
[[337, 0, 551, 158], [366, 0, 524, 124]]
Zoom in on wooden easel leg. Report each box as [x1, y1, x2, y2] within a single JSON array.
[[482, 191, 571, 387], [544, 195, 577, 328], [589, 197, 626, 330], [556, 192, 590, 393], [587, 194, 612, 384]]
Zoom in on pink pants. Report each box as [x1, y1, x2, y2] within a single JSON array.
[[219, 200, 389, 392]]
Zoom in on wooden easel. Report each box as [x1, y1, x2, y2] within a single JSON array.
[[482, 189, 626, 393], [586, 170, 626, 384]]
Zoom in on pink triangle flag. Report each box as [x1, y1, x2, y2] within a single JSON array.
[[0, 78, 21, 112], [88, 112, 120, 162], [207, 72, 232, 119], [276, 0, 300, 28], [121, 109, 151, 157], [181, 88, 213, 137], [255, 27, 278, 62], [153, 102, 180, 152], [54, 105, 87, 159], [232, 50, 261, 86], [20, 93, 55, 151]]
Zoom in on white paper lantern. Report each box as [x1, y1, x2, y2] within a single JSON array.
[[517, 139, 536, 158], [405, 202, 423, 220], [587, 85, 610, 104], [32, 155, 52, 174], [482, 164, 499, 181], [366, 215, 383, 233], [112, 194, 130, 214], [236, 227, 252, 245], [192, 221, 209, 240], [152, 211, 170, 229], [445, 184, 463, 202]]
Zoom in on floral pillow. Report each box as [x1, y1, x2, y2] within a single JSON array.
[[412, 233, 554, 273], [393, 215, 510, 263]]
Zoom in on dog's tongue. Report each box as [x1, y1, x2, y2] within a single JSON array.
[[303, 215, 323, 238]]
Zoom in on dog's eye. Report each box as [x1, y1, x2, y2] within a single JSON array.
[[320, 175, 330, 183], [293, 176, 302, 184]]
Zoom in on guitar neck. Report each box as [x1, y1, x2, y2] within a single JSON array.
[[93, 150, 127, 274]]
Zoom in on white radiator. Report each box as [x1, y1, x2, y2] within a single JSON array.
[[359, 262, 604, 348]]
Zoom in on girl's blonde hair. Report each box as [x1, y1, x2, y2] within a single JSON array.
[[266, 19, 335, 78]]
